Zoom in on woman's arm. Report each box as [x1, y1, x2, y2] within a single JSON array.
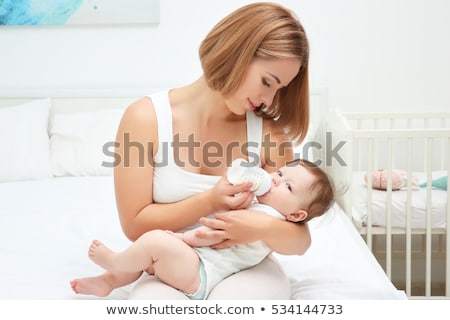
[[198, 210, 311, 255], [179, 212, 310, 254], [114, 97, 203, 240], [114, 98, 254, 241]]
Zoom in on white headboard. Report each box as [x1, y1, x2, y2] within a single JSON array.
[[0, 87, 167, 114]]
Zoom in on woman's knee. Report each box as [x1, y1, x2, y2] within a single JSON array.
[[207, 256, 291, 300], [128, 274, 189, 300]]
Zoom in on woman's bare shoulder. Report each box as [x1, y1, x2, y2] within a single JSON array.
[[117, 96, 158, 143], [122, 97, 155, 123]]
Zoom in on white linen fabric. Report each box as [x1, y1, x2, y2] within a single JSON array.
[[49, 108, 124, 177], [0, 99, 51, 182], [0, 176, 132, 299], [274, 205, 407, 299]]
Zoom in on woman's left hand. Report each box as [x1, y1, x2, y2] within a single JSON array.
[[197, 210, 269, 249]]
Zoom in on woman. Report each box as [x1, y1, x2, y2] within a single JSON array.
[[114, 2, 310, 299]]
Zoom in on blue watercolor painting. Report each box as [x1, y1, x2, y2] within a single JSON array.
[[0, 0, 159, 26], [0, 0, 84, 25]]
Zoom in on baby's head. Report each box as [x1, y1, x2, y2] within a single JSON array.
[[256, 159, 335, 223]]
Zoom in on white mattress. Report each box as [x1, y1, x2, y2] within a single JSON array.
[[352, 171, 448, 229], [0, 176, 406, 299]]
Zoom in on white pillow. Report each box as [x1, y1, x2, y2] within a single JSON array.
[[0, 99, 52, 182], [49, 108, 124, 176]]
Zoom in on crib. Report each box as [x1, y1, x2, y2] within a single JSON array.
[[320, 109, 450, 299]]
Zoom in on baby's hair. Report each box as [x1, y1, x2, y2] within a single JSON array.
[[287, 158, 335, 222]]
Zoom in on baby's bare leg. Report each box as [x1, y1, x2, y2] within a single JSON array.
[[88, 240, 120, 271], [89, 230, 202, 295], [70, 271, 142, 297]]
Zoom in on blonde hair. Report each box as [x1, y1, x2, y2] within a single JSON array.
[[199, 2, 310, 145]]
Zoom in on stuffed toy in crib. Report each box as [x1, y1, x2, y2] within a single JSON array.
[[419, 176, 448, 190], [365, 170, 448, 191], [364, 170, 418, 191]]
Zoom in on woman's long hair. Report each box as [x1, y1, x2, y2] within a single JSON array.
[[199, 2, 310, 145]]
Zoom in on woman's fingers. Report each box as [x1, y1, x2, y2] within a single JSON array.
[[231, 181, 253, 194], [198, 217, 229, 237], [194, 221, 236, 249], [198, 210, 262, 247], [228, 191, 254, 209]]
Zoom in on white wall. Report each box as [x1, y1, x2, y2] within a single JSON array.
[[1, 0, 449, 112]]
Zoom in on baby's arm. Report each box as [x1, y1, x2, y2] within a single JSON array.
[[171, 226, 223, 247]]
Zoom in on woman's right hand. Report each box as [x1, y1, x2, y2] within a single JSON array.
[[208, 176, 254, 211]]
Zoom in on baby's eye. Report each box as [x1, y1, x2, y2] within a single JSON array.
[[262, 78, 271, 88], [286, 183, 292, 192], [277, 170, 283, 177]]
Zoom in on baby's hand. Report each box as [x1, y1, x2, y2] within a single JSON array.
[[165, 230, 184, 241]]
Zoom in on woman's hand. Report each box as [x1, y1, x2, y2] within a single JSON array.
[[197, 209, 268, 249], [198, 209, 311, 254], [208, 176, 255, 212]]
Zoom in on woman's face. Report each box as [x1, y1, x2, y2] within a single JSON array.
[[225, 57, 301, 115]]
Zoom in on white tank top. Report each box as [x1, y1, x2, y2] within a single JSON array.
[[151, 90, 263, 206]]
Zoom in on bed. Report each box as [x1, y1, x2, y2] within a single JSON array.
[[0, 88, 406, 300], [322, 109, 450, 299]]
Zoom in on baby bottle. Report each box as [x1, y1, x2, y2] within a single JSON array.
[[227, 158, 271, 196]]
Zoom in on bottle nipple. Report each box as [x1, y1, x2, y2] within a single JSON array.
[[227, 158, 271, 196]]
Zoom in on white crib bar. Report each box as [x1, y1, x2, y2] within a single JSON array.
[[366, 139, 374, 250], [405, 138, 413, 296], [385, 139, 393, 280], [447, 137, 450, 297], [424, 138, 433, 296], [441, 118, 447, 169]]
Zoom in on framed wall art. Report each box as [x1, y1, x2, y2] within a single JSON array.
[[0, 0, 159, 26]]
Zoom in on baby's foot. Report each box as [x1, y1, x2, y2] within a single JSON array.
[[88, 240, 117, 271], [70, 277, 113, 297]]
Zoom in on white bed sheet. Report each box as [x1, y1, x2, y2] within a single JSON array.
[[275, 205, 406, 299], [0, 176, 406, 300], [352, 171, 448, 229], [0, 176, 132, 299]]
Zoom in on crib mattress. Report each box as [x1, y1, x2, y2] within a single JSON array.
[[352, 171, 448, 229]]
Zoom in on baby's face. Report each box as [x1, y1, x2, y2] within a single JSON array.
[[256, 164, 315, 216]]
